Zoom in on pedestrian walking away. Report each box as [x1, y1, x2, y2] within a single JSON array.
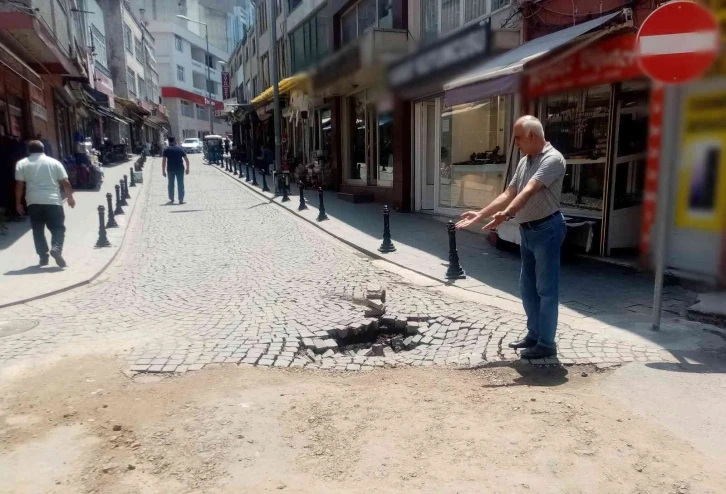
[[456, 115, 566, 359], [162, 136, 190, 204], [14, 139, 76, 267]]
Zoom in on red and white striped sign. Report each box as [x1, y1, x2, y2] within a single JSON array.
[[636, 1, 720, 84]]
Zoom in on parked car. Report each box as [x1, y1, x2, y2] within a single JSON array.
[[182, 138, 202, 153]]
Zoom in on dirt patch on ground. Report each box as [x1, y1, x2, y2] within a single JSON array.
[[0, 357, 723, 494]]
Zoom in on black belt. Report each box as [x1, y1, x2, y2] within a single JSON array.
[[519, 212, 559, 230]]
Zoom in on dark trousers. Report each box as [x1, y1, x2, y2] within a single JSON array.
[[168, 167, 185, 202], [28, 204, 66, 257]]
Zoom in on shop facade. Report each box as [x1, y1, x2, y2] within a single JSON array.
[[516, 32, 650, 259]]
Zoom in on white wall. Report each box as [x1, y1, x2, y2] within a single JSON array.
[[147, 21, 228, 101]]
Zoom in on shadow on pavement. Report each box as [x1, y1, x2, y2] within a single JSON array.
[[646, 349, 726, 374], [169, 210, 203, 213], [461, 360, 570, 387], [0, 217, 30, 251], [4, 265, 64, 275]]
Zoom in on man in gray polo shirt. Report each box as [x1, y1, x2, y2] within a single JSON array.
[[456, 115, 566, 359]]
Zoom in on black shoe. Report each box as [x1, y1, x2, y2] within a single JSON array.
[[508, 337, 537, 349], [39, 255, 49, 266], [50, 249, 67, 268], [520, 344, 557, 359], [167, 200, 174, 205], [178, 200, 185, 205]]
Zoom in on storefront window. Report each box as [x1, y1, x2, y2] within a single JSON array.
[[378, 110, 393, 186], [439, 95, 511, 209], [544, 85, 611, 213]]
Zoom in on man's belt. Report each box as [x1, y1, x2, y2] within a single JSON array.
[[519, 211, 559, 230]]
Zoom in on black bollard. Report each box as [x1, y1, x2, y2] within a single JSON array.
[[316, 187, 328, 221], [123, 175, 131, 199], [378, 205, 396, 253], [245, 163, 251, 182], [114, 184, 125, 215], [445, 221, 466, 280], [261, 169, 270, 192], [234, 160, 239, 176], [95, 205, 111, 248], [298, 182, 307, 211], [281, 177, 290, 202], [119, 180, 128, 206], [121, 175, 131, 200], [105, 192, 118, 228], [129, 167, 136, 187], [251, 165, 258, 185]]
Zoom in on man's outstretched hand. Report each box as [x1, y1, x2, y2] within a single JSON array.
[[482, 211, 507, 231], [455, 211, 482, 229]]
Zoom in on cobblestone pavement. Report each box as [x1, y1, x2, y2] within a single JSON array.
[[0, 156, 672, 372]]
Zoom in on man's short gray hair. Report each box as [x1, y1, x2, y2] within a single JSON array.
[[516, 115, 545, 138]]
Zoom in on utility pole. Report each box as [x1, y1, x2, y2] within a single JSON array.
[[205, 24, 214, 135], [269, 0, 281, 173]]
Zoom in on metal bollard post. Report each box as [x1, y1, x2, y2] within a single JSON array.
[[114, 184, 125, 215], [119, 180, 128, 206], [234, 160, 239, 176], [123, 175, 131, 199], [245, 163, 251, 182], [281, 177, 290, 202], [445, 221, 466, 279], [378, 205, 396, 253], [298, 181, 307, 210], [95, 205, 111, 248], [129, 167, 136, 187], [106, 192, 118, 228], [251, 165, 258, 185], [316, 187, 328, 221], [262, 169, 270, 192]]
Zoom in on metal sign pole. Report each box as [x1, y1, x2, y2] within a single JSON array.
[[651, 85, 681, 331]]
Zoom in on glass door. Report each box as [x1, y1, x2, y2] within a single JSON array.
[[606, 81, 649, 256], [346, 91, 367, 185]]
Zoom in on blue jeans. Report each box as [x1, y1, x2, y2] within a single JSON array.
[[519, 213, 567, 349], [168, 167, 185, 202]]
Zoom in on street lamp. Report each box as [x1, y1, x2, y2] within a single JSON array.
[[177, 14, 214, 135]]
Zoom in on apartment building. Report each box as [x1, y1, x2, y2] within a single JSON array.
[[130, 0, 241, 139]]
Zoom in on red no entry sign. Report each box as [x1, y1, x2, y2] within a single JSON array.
[[636, 1, 720, 84]]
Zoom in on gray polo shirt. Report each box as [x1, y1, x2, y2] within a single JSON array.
[[508, 143, 566, 223]]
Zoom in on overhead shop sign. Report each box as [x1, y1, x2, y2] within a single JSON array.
[[222, 71, 230, 100], [388, 20, 491, 90], [527, 33, 643, 99]]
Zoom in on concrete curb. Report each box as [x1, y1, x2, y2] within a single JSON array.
[[0, 167, 148, 309]]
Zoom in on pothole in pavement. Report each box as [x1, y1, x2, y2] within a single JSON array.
[[334, 323, 410, 357], [0, 319, 39, 338]]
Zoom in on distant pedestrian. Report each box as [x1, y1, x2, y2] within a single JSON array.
[[456, 116, 566, 359], [224, 136, 231, 155], [15, 140, 76, 267], [162, 136, 190, 205]]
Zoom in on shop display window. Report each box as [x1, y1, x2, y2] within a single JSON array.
[[438, 95, 510, 209], [543, 85, 611, 214]]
